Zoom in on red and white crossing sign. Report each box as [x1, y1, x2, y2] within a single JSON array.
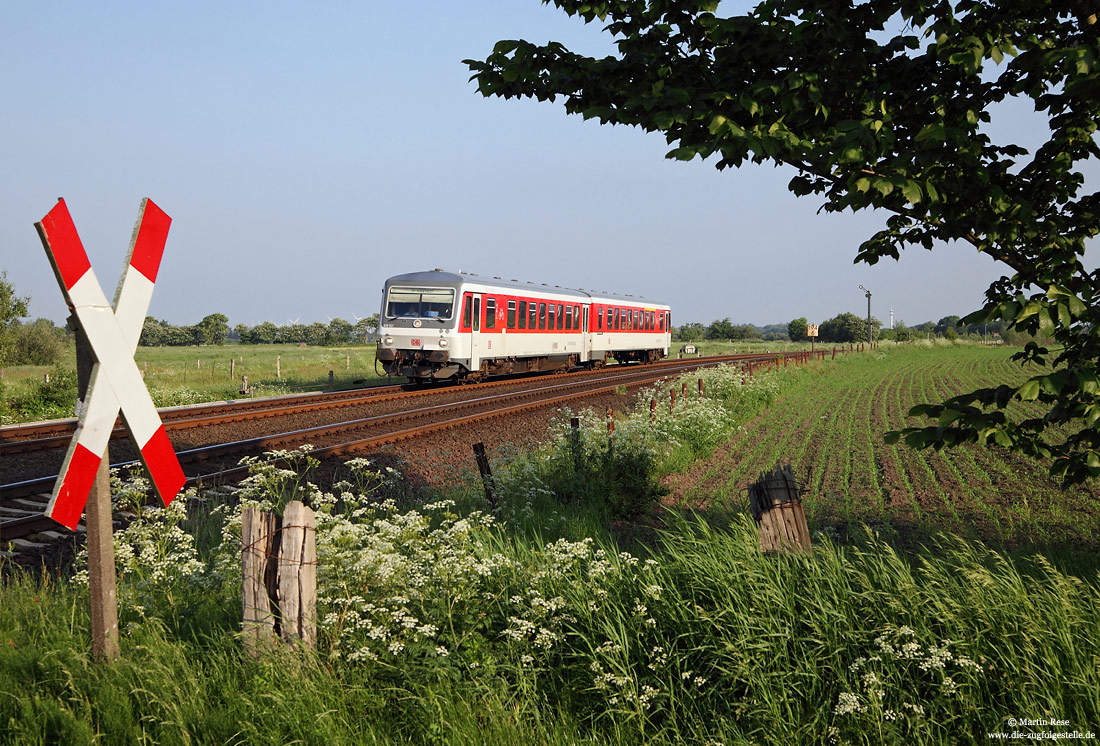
[[36, 198, 186, 530]]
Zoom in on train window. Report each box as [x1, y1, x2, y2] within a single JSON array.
[[597, 307, 603, 330], [518, 301, 527, 329], [565, 305, 572, 330], [385, 287, 455, 320], [507, 300, 516, 329], [485, 298, 496, 329], [574, 305, 580, 330], [556, 304, 564, 330], [473, 297, 480, 331], [539, 302, 547, 330], [614, 308, 620, 330], [463, 295, 471, 329], [530, 302, 538, 329], [658, 312, 664, 331]]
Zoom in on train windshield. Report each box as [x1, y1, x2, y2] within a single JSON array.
[[385, 287, 456, 320]]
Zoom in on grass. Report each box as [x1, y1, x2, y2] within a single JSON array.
[[2, 341, 1098, 744], [1, 343, 397, 424]]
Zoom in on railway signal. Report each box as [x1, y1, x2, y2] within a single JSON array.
[[36, 198, 186, 528]]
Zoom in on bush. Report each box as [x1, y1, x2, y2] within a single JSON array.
[[10, 319, 65, 365]]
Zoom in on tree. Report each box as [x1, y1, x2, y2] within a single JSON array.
[[788, 318, 809, 342], [819, 312, 865, 344], [705, 317, 735, 340], [250, 321, 279, 345], [468, 3, 1100, 484], [935, 316, 962, 336], [195, 313, 229, 346], [233, 323, 251, 344], [0, 271, 30, 365], [677, 322, 706, 341], [327, 317, 354, 346]]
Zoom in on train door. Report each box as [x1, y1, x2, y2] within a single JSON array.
[[582, 306, 590, 362], [468, 293, 482, 373]]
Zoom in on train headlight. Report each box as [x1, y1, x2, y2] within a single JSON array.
[[383, 336, 393, 345], [438, 338, 448, 348]]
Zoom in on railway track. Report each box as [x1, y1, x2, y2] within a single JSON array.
[[1, 351, 823, 560]]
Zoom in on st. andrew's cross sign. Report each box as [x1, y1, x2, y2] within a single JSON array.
[[36, 198, 186, 529]]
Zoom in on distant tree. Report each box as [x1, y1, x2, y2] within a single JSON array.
[[730, 324, 760, 340], [304, 322, 328, 346], [11, 318, 65, 365], [0, 271, 30, 365], [706, 317, 735, 340], [935, 315, 962, 336], [677, 322, 706, 341], [250, 321, 278, 345], [818, 312, 868, 344], [233, 323, 251, 344], [278, 324, 307, 344], [327, 317, 353, 345], [788, 318, 809, 343], [195, 313, 229, 345], [139, 317, 165, 346]]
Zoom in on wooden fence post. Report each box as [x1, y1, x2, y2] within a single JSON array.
[[472, 442, 497, 508], [242, 501, 316, 655], [242, 506, 276, 655], [278, 501, 317, 648], [748, 464, 812, 554]]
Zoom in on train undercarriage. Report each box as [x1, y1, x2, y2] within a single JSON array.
[[377, 348, 664, 383]]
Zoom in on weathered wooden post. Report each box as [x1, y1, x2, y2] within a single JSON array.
[[328, 370, 334, 391], [698, 377, 704, 396], [242, 500, 316, 655], [650, 398, 656, 424], [278, 501, 317, 648], [748, 464, 812, 554], [670, 387, 676, 414], [276, 355, 281, 379], [75, 323, 119, 661], [472, 442, 497, 508], [242, 506, 276, 655], [230, 357, 235, 379]]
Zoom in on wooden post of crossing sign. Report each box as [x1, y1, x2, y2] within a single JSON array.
[[35, 198, 186, 660]]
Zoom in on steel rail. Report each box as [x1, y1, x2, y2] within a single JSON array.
[[0, 353, 772, 454]]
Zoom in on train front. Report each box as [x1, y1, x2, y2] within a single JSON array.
[[375, 271, 465, 381]]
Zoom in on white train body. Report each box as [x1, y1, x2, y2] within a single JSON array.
[[376, 270, 671, 381]]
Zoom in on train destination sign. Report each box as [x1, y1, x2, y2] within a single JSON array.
[[35, 198, 186, 530]]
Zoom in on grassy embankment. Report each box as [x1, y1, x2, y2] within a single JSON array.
[[2, 342, 1097, 745]]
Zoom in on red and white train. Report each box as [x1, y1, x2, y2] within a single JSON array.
[[376, 270, 671, 382]]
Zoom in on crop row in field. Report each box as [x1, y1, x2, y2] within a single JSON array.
[[663, 344, 1100, 554]]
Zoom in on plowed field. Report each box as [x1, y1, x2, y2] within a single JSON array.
[[663, 344, 1100, 552]]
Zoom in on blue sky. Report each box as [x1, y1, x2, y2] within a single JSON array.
[[1, 2, 1090, 330]]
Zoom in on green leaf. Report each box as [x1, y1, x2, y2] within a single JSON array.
[[901, 180, 923, 204], [1016, 379, 1040, 401]]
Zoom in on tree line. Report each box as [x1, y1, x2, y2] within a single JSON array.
[[673, 313, 1007, 345], [139, 314, 380, 347]]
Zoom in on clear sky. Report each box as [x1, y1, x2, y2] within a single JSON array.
[[1, 2, 1092, 331]]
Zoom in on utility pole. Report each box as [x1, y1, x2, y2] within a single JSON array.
[[859, 285, 873, 345]]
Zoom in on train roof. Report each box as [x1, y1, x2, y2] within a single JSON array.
[[384, 269, 668, 308]]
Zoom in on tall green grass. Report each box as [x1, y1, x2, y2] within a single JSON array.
[[3, 510, 1097, 745]]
